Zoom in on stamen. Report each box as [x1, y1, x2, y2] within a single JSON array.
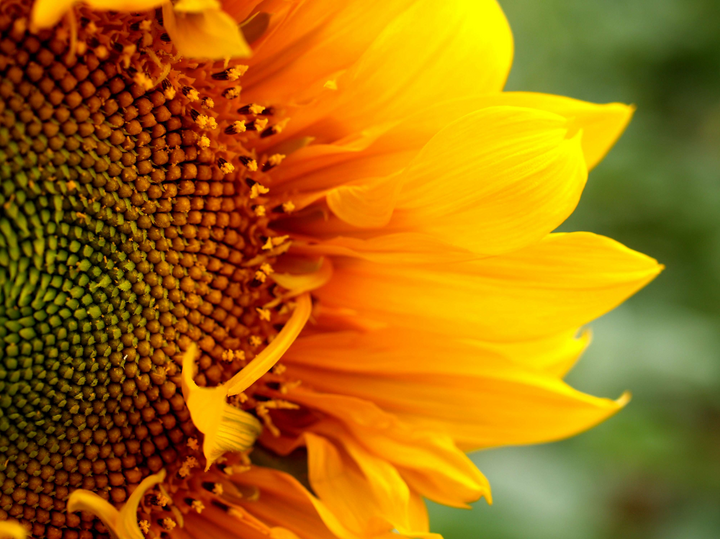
[[222, 86, 242, 99]]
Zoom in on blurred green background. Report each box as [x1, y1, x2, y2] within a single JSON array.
[[428, 0, 720, 538]]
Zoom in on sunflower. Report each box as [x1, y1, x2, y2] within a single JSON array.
[[0, 0, 661, 538]]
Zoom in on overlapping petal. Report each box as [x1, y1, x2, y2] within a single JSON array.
[[314, 232, 662, 341], [281, 390, 491, 508], [326, 106, 587, 257], [281, 328, 628, 451]]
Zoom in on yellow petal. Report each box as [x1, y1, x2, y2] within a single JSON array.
[[276, 0, 513, 145], [231, 466, 361, 539], [283, 329, 630, 451], [181, 294, 311, 467], [271, 258, 334, 296], [480, 93, 634, 169], [288, 389, 490, 508], [325, 106, 587, 256], [305, 433, 440, 539], [162, 3, 251, 59], [0, 522, 27, 539], [477, 329, 591, 377], [314, 232, 662, 342], [335, 0, 513, 128], [181, 344, 262, 469], [67, 470, 167, 539], [173, 0, 220, 12], [225, 292, 312, 395], [326, 174, 402, 229], [242, 0, 417, 104], [31, 0, 166, 29]]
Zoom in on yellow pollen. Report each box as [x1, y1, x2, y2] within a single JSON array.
[[224, 86, 242, 99], [248, 103, 265, 115], [155, 493, 172, 507], [187, 438, 200, 451], [199, 134, 211, 148], [213, 483, 224, 496], [250, 335, 263, 347], [232, 120, 247, 133], [202, 97, 215, 108], [282, 201, 296, 213], [260, 263, 274, 274], [267, 153, 286, 167], [161, 518, 177, 531], [185, 87, 201, 101], [256, 308, 272, 321], [262, 237, 275, 251], [253, 205, 266, 216], [192, 500, 206, 514], [228, 65, 249, 80], [134, 72, 154, 90], [250, 183, 269, 199], [139, 20, 152, 31], [272, 363, 286, 375], [164, 84, 177, 99], [220, 161, 235, 174], [139, 520, 151, 535], [254, 270, 267, 283], [195, 114, 218, 130], [253, 117, 269, 131]]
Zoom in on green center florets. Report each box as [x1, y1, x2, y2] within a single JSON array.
[[0, 6, 282, 538]]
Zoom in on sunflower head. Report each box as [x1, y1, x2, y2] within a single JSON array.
[[0, 2, 300, 537], [0, 0, 661, 538]]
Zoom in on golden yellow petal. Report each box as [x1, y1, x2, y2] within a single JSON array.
[[181, 344, 262, 469], [325, 106, 587, 256], [305, 433, 441, 539], [315, 232, 662, 342], [271, 93, 632, 197], [67, 470, 167, 539], [276, 0, 513, 144], [283, 329, 630, 451], [162, 3, 251, 59], [225, 292, 312, 395], [270, 258, 334, 296], [31, 0, 166, 30], [0, 521, 27, 539], [288, 390, 491, 508]]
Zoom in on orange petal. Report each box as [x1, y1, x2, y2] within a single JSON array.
[[273, 0, 513, 145], [242, 0, 417, 104], [314, 232, 662, 342], [286, 389, 490, 508], [304, 433, 440, 539]]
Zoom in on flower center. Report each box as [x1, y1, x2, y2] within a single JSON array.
[[0, 4, 292, 538]]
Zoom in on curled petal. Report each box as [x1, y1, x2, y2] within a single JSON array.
[[67, 470, 167, 539], [226, 292, 313, 395], [271, 258, 334, 296], [181, 344, 263, 470], [182, 294, 311, 467]]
